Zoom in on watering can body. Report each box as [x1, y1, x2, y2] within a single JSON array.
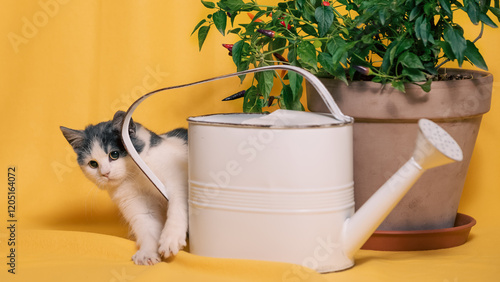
[[120, 65, 463, 273], [187, 112, 356, 272]]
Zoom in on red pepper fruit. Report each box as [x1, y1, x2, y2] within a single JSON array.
[[352, 65, 373, 76], [222, 90, 245, 101], [267, 96, 275, 107], [273, 53, 289, 63], [280, 20, 291, 30], [222, 44, 233, 52], [273, 53, 289, 77], [247, 13, 263, 22], [257, 29, 276, 38], [322, 1, 330, 6]]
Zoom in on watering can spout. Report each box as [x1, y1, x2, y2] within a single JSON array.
[[341, 119, 463, 259]]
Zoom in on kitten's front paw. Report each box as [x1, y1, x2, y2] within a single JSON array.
[[158, 230, 187, 258], [132, 249, 161, 265]]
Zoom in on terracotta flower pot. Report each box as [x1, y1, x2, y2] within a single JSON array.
[[307, 69, 493, 231]]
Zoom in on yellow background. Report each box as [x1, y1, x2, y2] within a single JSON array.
[[0, 1, 499, 281]]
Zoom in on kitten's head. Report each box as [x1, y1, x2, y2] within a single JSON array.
[[60, 111, 140, 189]]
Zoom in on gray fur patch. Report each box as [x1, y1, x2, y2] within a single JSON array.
[[164, 128, 188, 144], [150, 132, 163, 148]]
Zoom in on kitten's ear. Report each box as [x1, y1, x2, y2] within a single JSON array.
[[60, 126, 84, 149], [112, 111, 136, 136]]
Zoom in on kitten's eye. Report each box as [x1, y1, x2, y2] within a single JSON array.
[[88, 160, 99, 169], [109, 151, 119, 160]]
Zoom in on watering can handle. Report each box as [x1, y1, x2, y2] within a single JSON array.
[[121, 65, 352, 200]]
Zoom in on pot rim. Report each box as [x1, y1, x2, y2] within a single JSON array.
[[316, 68, 493, 90], [307, 68, 493, 120]]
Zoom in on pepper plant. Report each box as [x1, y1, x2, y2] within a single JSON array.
[[193, 0, 500, 112]]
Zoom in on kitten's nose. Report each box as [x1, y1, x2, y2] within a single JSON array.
[[100, 170, 110, 177]]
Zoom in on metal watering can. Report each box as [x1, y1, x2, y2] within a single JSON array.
[[121, 65, 463, 273]]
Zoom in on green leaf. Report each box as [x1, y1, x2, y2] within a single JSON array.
[[315, 6, 335, 37], [391, 80, 406, 93], [318, 52, 335, 74], [287, 47, 298, 65], [326, 37, 348, 65], [232, 40, 249, 67], [480, 13, 499, 27], [332, 64, 348, 84], [394, 39, 414, 60], [280, 84, 303, 111], [439, 0, 452, 16], [191, 19, 207, 36], [318, 52, 347, 83], [466, 0, 480, 24], [437, 40, 456, 60], [490, 7, 500, 21], [256, 70, 274, 101], [464, 40, 488, 70], [270, 37, 287, 54], [237, 61, 250, 83], [219, 0, 245, 11], [313, 39, 323, 48], [295, 0, 305, 10], [379, 8, 389, 25], [301, 24, 318, 37], [201, 0, 216, 8], [288, 71, 303, 99], [444, 26, 467, 66], [228, 28, 242, 34], [213, 10, 227, 35], [243, 86, 263, 113], [302, 2, 317, 23], [398, 51, 425, 69], [297, 41, 318, 71], [232, 40, 250, 82], [418, 16, 430, 46], [418, 79, 432, 92], [402, 68, 426, 82], [232, 40, 244, 66], [197, 25, 210, 51], [381, 44, 395, 73]]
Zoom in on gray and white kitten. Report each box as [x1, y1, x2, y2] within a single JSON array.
[[60, 111, 188, 265]]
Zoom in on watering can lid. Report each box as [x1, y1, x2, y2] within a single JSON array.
[[188, 109, 352, 128]]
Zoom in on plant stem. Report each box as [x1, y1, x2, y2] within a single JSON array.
[[262, 45, 291, 57], [472, 22, 485, 43]]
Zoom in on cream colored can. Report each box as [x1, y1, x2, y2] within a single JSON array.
[[187, 110, 354, 272]]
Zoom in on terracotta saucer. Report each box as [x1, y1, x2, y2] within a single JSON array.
[[361, 213, 476, 251]]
